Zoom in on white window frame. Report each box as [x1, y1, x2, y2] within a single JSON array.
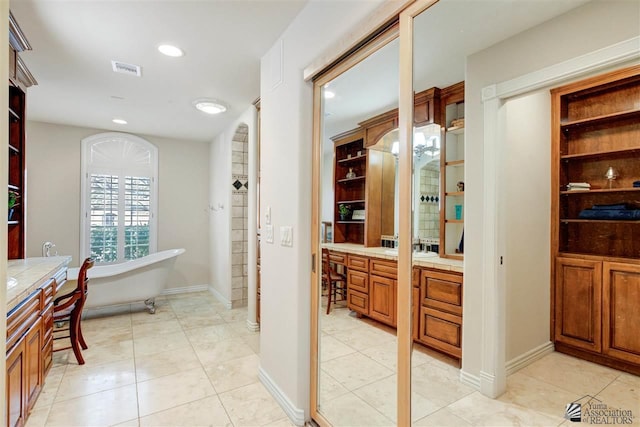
[[80, 132, 158, 264]]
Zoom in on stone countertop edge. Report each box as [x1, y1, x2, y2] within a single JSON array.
[[7, 256, 72, 314]]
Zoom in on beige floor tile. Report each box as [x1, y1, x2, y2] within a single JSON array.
[[111, 418, 140, 427], [218, 382, 288, 426], [411, 363, 474, 407], [520, 352, 620, 396], [225, 320, 257, 337], [82, 311, 131, 330], [139, 395, 232, 427], [134, 346, 202, 382], [136, 367, 216, 417], [132, 319, 184, 338], [319, 392, 394, 427], [84, 325, 133, 347], [177, 311, 226, 330], [618, 372, 640, 388], [219, 307, 248, 322], [319, 370, 350, 403], [319, 312, 363, 335], [45, 384, 138, 426], [263, 417, 297, 426], [55, 358, 136, 402], [208, 322, 254, 339], [130, 304, 176, 324], [412, 407, 472, 426], [331, 325, 396, 352], [193, 337, 255, 366], [320, 335, 357, 362], [358, 340, 432, 371], [24, 406, 50, 427], [184, 325, 226, 346], [595, 378, 640, 424], [67, 339, 134, 368], [499, 371, 580, 420], [33, 365, 66, 409], [242, 333, 261, 354], [448, 391, 564, 426], [205, 353, 260, 393], [322, 352, 394, 391], [133, 330, 190, 357]]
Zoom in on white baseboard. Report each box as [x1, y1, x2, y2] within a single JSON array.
[[459, 369, 481, 391], [246, 319, 260, 332], [160, 284, 209, 296], [506, 341, 554, 376], [259, 367, 306, 426], [208, 286, 233, 309]]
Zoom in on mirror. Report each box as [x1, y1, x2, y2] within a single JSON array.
[[317, 35, 399, 425]]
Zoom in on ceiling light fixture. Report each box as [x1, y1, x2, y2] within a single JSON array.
[[112, 118, 127, 125], [194, 99, 227, 115], [158, 44, 184, 57]]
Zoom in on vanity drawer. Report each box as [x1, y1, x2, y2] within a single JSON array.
[[41, 278, 56, 308], [52, 268, 67, 290], [347, 255, 369, 272], [328, 251, 347, 266], [421, 270, 463, 316], [7, 290, 42, 350], [370, 258, 397, 279], [347, 269, 369, 293], [347, 289, 368, 315], [419, 306, 462, 358]]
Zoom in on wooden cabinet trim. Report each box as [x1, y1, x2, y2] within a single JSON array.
[[7, 290, 42, 350], [347, 269, 369, 293], [347, 289, 368, 315]]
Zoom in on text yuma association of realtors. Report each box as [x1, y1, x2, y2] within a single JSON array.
[[582, 403, 634, 424]]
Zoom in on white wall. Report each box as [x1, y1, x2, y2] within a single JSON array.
[[25, 121, 210, 289], [208, 107, 257, 307], [463, 0, 640, 377], [259, 0, 384, 420]]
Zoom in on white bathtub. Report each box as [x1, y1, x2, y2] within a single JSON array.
[[67, 248, 185, 313]]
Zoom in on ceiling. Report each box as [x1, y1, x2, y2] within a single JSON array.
[[324, 0, 591, 138], [10, 0, 308, 142]]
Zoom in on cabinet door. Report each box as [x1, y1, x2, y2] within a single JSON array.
[[25, 317, 43, 412], [412, 287, 420, 342], [369, 275, 396, 326], [421, 270, 462, 316], [555, 257, 602, 353], [603, 262, 640, 364], [6, 339, 26, 427], [419, 307, 462, 358]]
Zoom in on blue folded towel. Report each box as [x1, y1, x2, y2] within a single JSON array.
[[591, 203, 629, 210], [579, 209, 640, 220]]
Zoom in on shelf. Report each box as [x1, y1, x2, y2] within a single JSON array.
[[561, 146, 640, 161], [337, 176, 366, 184], [445, 191, 464, 197], [445, 160, 464, 167], [337, 153, 367, 164], [445, 219, 464, 224], [8, 184, 19, 191], [336, 199, 365, 205], [8, 144, 19, 155], [8, 108, 20, 122], [8, 221, 19, 226], [446, 126, 464, 135], [561, 188, 640, 195], [560, 219, 640, 224], [336, 221, 364, 224], [561, 108, 640, 131]]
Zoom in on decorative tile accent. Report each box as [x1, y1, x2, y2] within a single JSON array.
[[232, 175, 248, 194]]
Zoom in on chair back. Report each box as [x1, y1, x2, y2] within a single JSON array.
[[76, 257, 94, 305], [321, 248, 330, 279]]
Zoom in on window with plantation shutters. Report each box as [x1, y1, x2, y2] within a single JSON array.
[[81, 133, 158, 264]]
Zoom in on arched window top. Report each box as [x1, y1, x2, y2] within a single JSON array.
[[83, 132, 157, 173]]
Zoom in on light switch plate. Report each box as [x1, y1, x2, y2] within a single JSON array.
[[280, 226, 293, 247], [265, 225, 274, 244], [265, 206, 272, 225]]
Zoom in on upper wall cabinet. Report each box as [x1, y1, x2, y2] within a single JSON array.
[[8, 11, 37, 259]]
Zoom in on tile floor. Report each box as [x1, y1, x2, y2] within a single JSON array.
[[26, 291, 294, 427], [27, 291, 639, 427], [319, 303, 640, 426]]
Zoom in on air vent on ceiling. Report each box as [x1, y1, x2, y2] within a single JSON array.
[[111, 60, 142, 77]]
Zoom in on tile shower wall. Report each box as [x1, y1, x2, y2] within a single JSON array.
[[418, 162, 440, 239], [231, 125, 249, 307]]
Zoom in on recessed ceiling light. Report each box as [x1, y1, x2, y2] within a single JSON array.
[[112, 118, 127, 125], [194, 99, 227, 115], [324, 90, 335, 99], [158, 44, 184, 57]]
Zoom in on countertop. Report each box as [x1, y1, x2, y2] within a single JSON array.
[[7, 256, 72, 314], [322, 242, 463, 273]]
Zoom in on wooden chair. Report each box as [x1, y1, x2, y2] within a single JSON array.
[[322, 248, 346, 314], [53, 258, 94, 365]]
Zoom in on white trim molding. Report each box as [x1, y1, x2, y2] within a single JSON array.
[[459, 369, 481, 391], [506, 342, 554, 376], [479, 36, 639, 399], [259, 367, 306, 426], [246, 319, 260, 332], [160, 284, 209, 296], [208, 286, 233, 309]]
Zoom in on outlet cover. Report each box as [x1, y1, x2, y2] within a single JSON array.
[[280, 226, 293, 247], [265, 225, 274, 244]]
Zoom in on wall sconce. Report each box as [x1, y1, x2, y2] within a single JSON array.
[[605, 166, 618, 189]]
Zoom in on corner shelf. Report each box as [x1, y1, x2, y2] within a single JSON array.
[[445, 219, 464, 224], [336, 220, 365, 224], [560, 108, 640, 132], [445, 160, 464, 167], [560, 188, 640, 195], [336, 199, 365, 205], [446, 126, 464, 135], [337, 153, 367, 164], [561, 146, 640, 161], [445, 191, 464, 197], [337, 176, 365, 184]]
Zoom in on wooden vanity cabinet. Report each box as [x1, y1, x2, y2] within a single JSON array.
[[369, 259, 398, 327], [346, 255, 369, 315]]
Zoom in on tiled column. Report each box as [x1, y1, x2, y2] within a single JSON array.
[[231, 125, 249, 308]]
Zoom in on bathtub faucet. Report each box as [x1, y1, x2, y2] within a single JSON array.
[[42, 242, 57, 257]]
